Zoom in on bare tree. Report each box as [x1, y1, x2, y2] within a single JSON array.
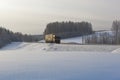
[[112, 20, 120, 44]]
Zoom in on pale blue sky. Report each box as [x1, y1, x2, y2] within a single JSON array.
[[0, 0, 120, 34]]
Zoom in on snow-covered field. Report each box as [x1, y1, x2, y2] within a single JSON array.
[[0, 39, 120, 80]]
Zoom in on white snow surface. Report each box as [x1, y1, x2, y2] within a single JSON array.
[[61, 36, 83, 44], [0, 42, 120, 80], [112, 48, 120, 54], [1, 42, 120, 52]]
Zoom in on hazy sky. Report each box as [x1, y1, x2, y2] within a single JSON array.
[[0, 0, 120, 34]]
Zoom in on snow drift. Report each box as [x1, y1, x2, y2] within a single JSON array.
[[112, 48, 120, 54]]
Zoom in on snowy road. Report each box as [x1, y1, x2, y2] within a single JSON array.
[[0, 42, 120, 80], [1, 42, 120, 52]]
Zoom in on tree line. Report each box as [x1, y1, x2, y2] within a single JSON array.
[[84, 20, 120, 44], [44, 21, 93, 38], [0, 27, 43, 48]]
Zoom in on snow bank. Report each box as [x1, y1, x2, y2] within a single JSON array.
[[1, 42, 120, 52], [45, 43, 119, 52], [112, 48, 120, 54], [0, 42, 30, 50]]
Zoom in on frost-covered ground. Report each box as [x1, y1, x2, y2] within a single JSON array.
[[0, 42, 120, 80]]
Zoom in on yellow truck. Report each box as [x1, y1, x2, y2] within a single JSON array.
[[45, 34, 60, 43]]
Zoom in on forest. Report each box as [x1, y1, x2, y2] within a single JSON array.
[[0, 27, 43, 48], [44, 21, 93, 38]]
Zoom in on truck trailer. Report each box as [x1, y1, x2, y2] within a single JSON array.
[[45, 34, 61, 44]]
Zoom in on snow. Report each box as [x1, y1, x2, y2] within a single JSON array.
[[1, 42, 120, 52], [112, 48, 120, 54], [61, 36, 83, 44], [0, 42, 120, 80]]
